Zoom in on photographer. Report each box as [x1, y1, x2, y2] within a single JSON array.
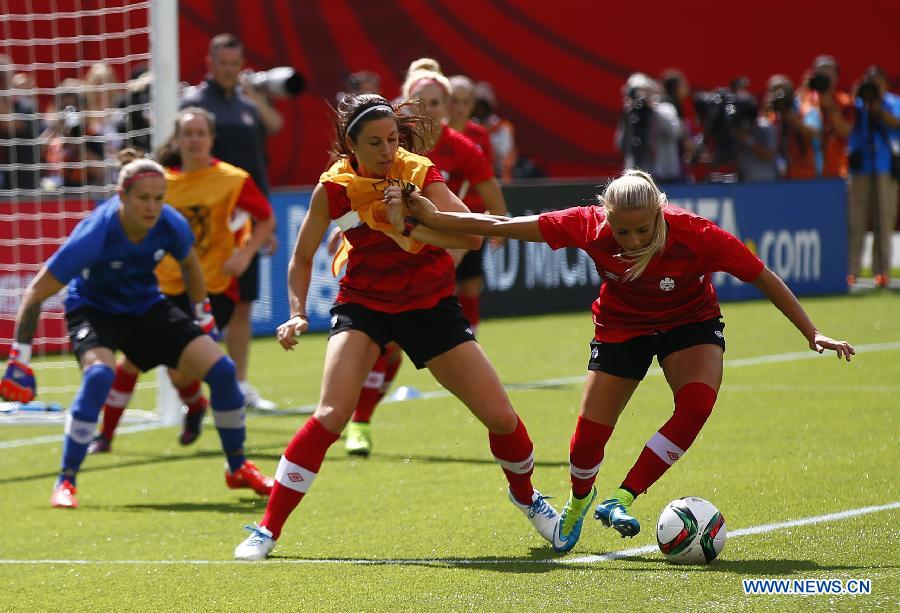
[[731, 91, 778, 182], [616, 73, 683, 182], [765, 75, 819, 179], [180, 33, 284, 410], [799, 55, 854, 177], [847, 66, 900, 288]]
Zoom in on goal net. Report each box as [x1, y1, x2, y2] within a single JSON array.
[[0, 0, 181, 421]]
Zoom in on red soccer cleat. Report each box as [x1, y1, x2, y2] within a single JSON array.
[[874, 274, 889, 288], [50, 479, 79, 509], [225, 460, 274, 496]]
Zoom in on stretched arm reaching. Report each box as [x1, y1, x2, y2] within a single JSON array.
[[752, 266, 854, 360]]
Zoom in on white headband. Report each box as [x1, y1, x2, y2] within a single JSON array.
[[346, 104, 393, 136]]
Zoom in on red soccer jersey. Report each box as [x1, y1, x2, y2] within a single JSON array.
[[325, 165, 456, 313], [427, 126, 494, 214], [459, 120, 494, 214], [538, 205, 764, 343]]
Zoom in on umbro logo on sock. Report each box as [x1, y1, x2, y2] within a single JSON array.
[[286, 472, 304, 483]]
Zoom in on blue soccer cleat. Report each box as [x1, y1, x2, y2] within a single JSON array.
[[554, 486, 598, 552], [594, 488, 641, 538]]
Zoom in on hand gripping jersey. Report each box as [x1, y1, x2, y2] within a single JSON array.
[[155, 160, 273, 295], [320, 147, 455, 313], [46, 196, 194, 316], [538, 205, 765, 343]]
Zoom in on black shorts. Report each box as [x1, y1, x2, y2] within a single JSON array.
[[455, 245, 485, 282], [328, 296, 477, 369], [237, 252, 260, 302], [168, 292, 237, 330], [588, 317, 726, 381], [66, 300, 204, 372]]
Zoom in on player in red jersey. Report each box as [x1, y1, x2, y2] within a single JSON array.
[[233, 94, 560, 560], [391, 168, 854, 553], [342, 60, 510, 458]]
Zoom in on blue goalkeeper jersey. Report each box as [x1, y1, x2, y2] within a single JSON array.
[[46, 196, 194, 316]]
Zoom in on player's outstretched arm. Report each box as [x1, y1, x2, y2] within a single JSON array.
[[388, 185, 544, 243], [1, 267, 65, 401], [752, 266, 855, 361]]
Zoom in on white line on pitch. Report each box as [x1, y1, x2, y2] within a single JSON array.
[[0, 423, 162, 450], [563, 500, 900, 563], [0, 501, 896, 566], [3, 341, 898, 449]]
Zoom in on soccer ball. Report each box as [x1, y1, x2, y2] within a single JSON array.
[[656, 496, 726, 564]]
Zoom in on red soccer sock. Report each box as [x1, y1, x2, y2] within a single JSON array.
[[351, 344, 403, 424], [622, 382, 717, 496], [459, 294, 480, 329], [100, 365, 139, 441], [177, 379, 208, 415], [260, 416, 339, 539], [569, 416, 615, 498], [488, 417, 535, 506], [351, 353, 388, 424]]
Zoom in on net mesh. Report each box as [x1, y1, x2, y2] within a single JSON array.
[[0, 0, 151, 356]]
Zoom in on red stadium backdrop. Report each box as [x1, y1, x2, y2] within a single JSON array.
[[177, 0, 900, 185], [2, 0, 898, 185]]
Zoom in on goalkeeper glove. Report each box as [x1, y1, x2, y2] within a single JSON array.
[[194, 299, 221, 341], [1, 343, 36, 402]]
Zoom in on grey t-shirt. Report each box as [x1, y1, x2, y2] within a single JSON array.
[[736, 117, 778, 182]]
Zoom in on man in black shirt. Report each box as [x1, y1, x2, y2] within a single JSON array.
[[180, 34, 282, 410]]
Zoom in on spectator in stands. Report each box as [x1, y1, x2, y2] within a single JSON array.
[[765, 75, 818, 179], [0, 55, 41, 191], [472, 81, 517, 181], [43, 78, 106, 188], [847, 66, 900, 288], [181, 33, 281, 410], [616, 73, 684, 183], [660, 69, 696, 178], [733, 92, 779, 182], [798, 55, 855, 178], [115, 65, 152, 154], [83, 63, 124, 183]]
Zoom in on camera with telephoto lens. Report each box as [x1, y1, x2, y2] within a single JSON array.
[[692, 88, 759, 164], [623, 87, 655, 169], [767, 88, 793, 113], [245, 67, 306, 98], [807, 72, 831, 93], [856, 79, 881, 104]]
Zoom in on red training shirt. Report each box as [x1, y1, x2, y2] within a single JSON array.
[[325, 164, 456, 313], [427, 126, 494, 214], [538, 205, 765, 343]]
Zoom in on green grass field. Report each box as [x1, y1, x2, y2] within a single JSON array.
[[1, 291, 898, 611]]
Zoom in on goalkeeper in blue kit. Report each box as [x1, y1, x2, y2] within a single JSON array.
[[0, 151, 272, 508]]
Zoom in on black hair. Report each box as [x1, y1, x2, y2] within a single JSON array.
[[329, 93, 430, 162]]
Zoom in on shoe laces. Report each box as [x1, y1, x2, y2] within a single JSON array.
[[528, 494, 556, 520], [243, 524, 272, 546]]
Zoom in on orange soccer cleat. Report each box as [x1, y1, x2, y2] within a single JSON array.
[[225, 460, 274, 496], [874, 274, 889, 288], [50, 478, 79, 509]]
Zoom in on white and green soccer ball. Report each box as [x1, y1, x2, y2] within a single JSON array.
[[656, 496, 726, 564]]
